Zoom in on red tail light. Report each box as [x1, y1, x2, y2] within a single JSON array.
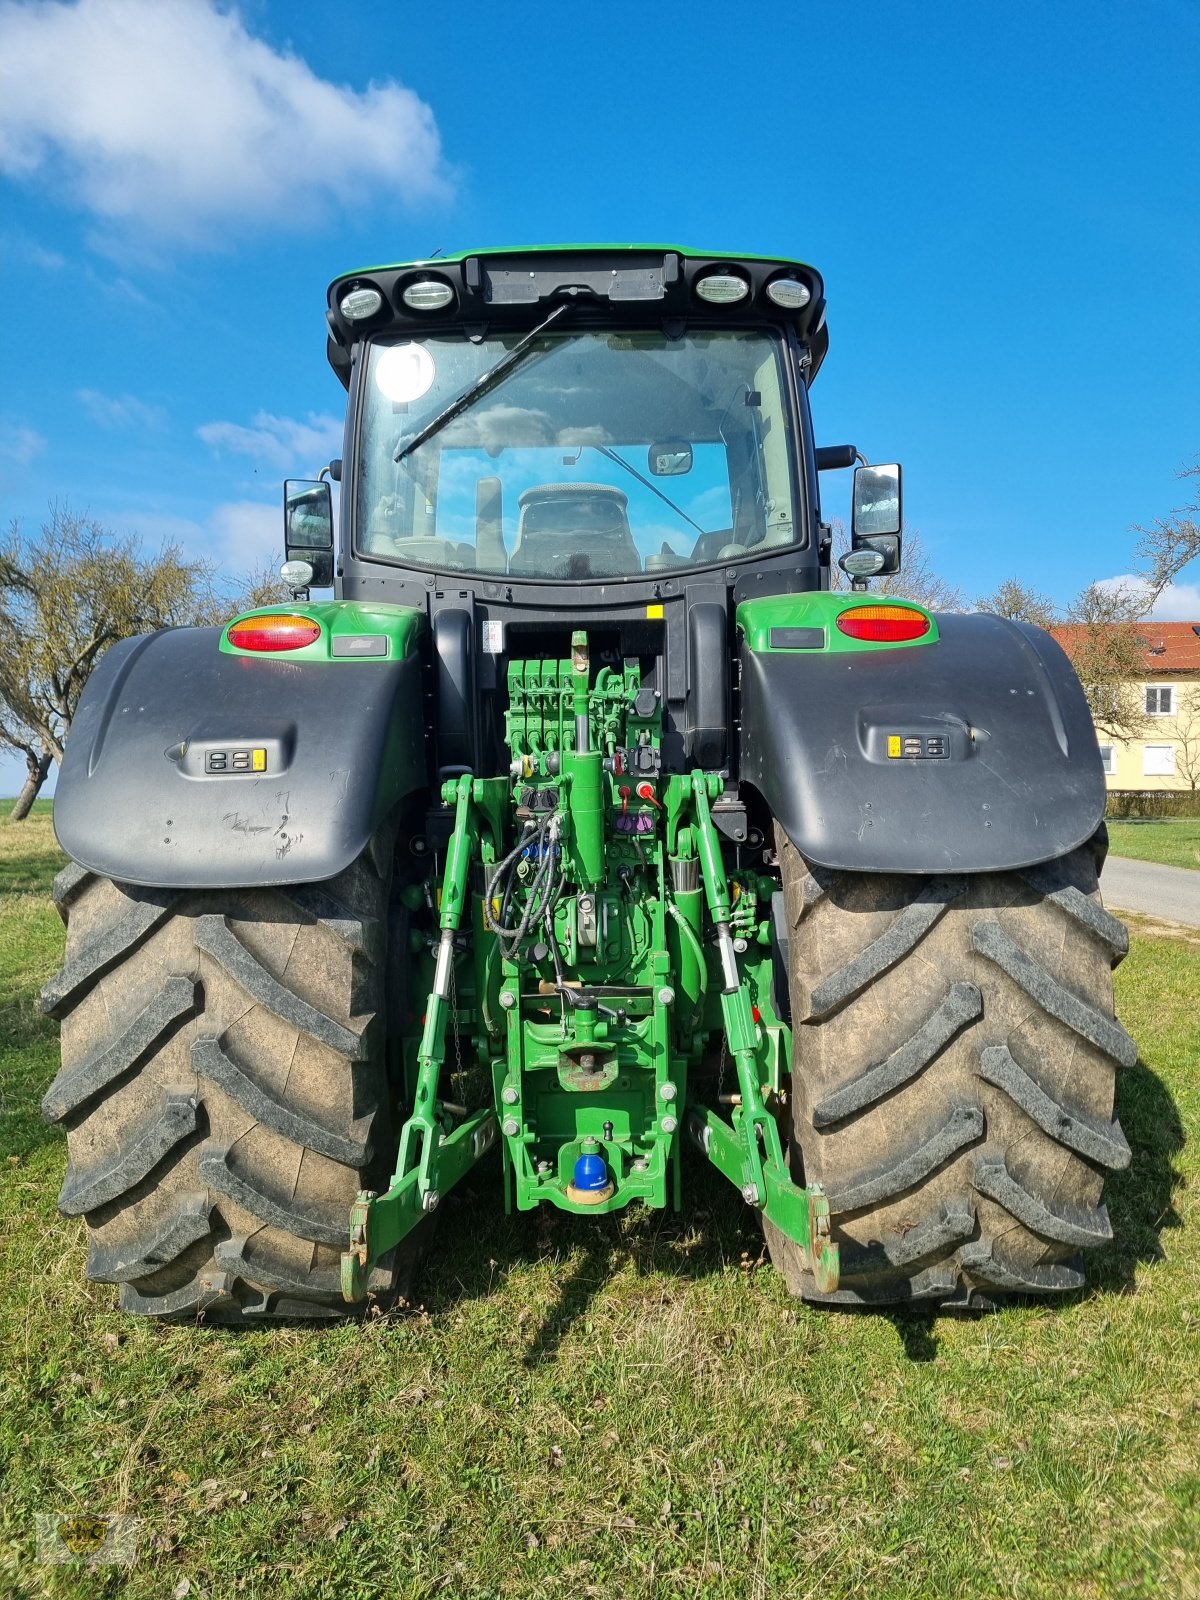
[[836, 605, 930, 643], [226, 613, 322, 652]]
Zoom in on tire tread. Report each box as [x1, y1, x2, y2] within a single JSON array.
[[43, 849, 398, 1322], [767, 827, 1131, 1307]]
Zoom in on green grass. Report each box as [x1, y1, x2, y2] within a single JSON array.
[[0, 827, 1196, 1599], [0, 800, 61, 897], [1107, 817, 1200, 870]]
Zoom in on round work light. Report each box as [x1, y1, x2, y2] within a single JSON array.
[[338, 285, 383, 321], [695, 273, 749, 305], [765, 277, 812, 310], [402, 278, 455, 312]]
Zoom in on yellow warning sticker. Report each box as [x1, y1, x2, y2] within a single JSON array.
[[646, 604, 664, 619], [252, 748, 267, 772], [887, 735, 902, 758]]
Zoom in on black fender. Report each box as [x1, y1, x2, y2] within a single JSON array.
[[53, 626, 427, 889], [739, 614, 1106, 874]]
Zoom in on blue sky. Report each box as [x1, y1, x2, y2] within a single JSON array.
[[1, 0, 1198, 794]]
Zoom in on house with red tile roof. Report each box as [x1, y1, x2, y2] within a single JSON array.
[[1050, 621, 1200, 791]]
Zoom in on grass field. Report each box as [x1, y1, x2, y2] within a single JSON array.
[[0, 807, 1196, 1599], [1107, 817, 1200, 870]]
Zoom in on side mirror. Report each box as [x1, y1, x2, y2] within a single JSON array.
[[851, 462, 902, 574], [284, 479, 334, 588]]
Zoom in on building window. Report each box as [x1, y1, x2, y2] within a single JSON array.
[[1145, 685, 1174, 716], [1143, 743, 1176, 777], [1098, 744, 1116, 774]]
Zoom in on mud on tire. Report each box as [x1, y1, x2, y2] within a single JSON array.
[[765, 825, 1136, 1307], [40, 844, 401, 1321]]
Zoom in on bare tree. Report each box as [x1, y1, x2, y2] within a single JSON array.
[[1060, 581, 1149, 743], [237, 562, 292, 610], [974, 578, 1058, 629], [977, 576, 1151, 744], [1135, 459, 1200, 603], [830, 521, 963, 610], [0, 507, 230, 820]]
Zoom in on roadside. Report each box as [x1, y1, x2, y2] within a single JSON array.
[[1103, 853, 1200, 928]]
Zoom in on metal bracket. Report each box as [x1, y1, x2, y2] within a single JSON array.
[[686, 1106, 838, 1293], [341, 1109, 497, 1301], [686, 769, 839, 1293], [342, 774, 495, 1302]]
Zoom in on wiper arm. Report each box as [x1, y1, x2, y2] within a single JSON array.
[[595, 445, 707, 538], [394, 301, 573, 464]]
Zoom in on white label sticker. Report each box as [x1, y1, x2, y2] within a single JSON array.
[[481, 620, 504, 655], [375, 342, 436, 404]]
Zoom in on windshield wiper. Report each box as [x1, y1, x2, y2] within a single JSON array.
[[394, 301, 573, 464], [595, 445, 707, 538]]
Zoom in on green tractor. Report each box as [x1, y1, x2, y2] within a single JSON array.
[[43, 247, 1135, 1319]]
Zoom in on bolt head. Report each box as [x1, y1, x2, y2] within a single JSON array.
[[501, 1085, 519, 1105], [740, 1183, 760, 1207], [501, 1117, 520, 1138], [422, 1190, 440, 1213], [499, 989, 517, 1010], [659, 1081, 677, 1102], [660, 1115, 678, 1135], [657, 986, 675, 1007]]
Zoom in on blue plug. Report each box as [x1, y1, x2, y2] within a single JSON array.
[[572, 1137, 609, 1192]]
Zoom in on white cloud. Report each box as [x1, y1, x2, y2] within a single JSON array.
[[77, 389, 166, 430], [1092, 573, 1155, 607], [0, 418, 46, 465], [115, 498, 284, 576], [1094, 572, 1200, 622], [0, 0, 449, 243], [208, 499, 283, 572], [198, 410, 342, 473], [1145, 582, 1200, 622], [0, 228, 66, 270]]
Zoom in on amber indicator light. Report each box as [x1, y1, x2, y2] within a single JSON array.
[[226, 614, 322, 652], [836, 605, 930, 644]]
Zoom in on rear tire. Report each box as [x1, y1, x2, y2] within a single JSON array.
[[765, 825, 1136, 1307], [41, 844, 402, 1321]]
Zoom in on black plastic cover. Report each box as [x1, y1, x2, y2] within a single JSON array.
[[687, 600, 728, 769], [432, 607, 478, 775], [53, 627, 427, 889], [740, 615, 1106, 874]]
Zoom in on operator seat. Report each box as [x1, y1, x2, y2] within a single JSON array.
[[510, 483, 640, 576]]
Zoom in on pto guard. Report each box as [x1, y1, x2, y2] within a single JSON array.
[[738, 607, 1106, 875], [52, 614, 427, 889]]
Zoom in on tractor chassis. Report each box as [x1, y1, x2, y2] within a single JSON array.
[[340, 768, 838, 1301]]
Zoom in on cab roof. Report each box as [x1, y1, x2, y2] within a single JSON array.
[[324, 245, 828, 388]]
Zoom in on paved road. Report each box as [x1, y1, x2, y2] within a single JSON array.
[[1101, 854, 1200, 927]]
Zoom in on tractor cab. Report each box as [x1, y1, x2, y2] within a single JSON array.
[[287, 247, 842, 603], [281, 247, 904, 785]]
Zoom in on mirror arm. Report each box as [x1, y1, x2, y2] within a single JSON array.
[[814, 444, 860, 472]]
